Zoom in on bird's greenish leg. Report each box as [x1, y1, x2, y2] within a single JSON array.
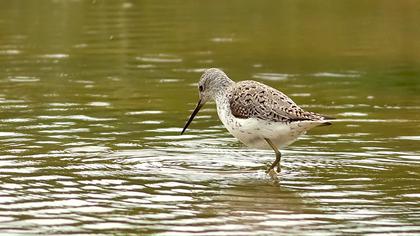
[[264, 138, 282, 173]]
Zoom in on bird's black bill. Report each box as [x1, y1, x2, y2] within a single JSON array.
[[181, 100, 203, 134]]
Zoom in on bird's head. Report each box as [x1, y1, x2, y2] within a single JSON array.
[[181, 68, 233, 134]]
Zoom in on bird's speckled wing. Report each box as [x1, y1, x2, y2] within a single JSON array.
[[229, 80, 324, 122]]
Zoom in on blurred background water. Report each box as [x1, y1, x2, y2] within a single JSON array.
[[0, 0, 419, 235]]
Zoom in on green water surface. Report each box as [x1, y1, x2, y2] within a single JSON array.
[[0, 0, 419, 235]]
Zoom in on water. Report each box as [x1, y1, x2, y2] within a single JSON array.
[[1, 0, 420, 235]]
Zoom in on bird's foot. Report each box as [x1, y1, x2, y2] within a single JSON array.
[[267, 168, 279, 181], [265, 165, 281, 175]]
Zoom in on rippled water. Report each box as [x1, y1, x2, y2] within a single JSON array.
[[1, 0, 420, 235]]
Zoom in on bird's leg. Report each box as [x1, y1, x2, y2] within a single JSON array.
[[264, 138, 282, 173]]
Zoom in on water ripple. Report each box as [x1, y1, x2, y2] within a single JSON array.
[[0, 1, 419, 234]]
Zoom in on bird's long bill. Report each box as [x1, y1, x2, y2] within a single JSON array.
[[181, 99, 203, 135]]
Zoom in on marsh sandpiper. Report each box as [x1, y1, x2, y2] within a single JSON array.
[[181, 68, 332, 174]]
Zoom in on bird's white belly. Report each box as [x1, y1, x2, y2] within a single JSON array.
[[218, 110, 320, 150], [230, 118, 304, 149], [215, 96, 322, 150]]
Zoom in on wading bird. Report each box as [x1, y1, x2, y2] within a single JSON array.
[[181, 68, 332, 174]]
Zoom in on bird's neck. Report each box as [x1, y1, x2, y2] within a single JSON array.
[[213, 84, 232, 102], [212, 78, 234, 100], [214, 84, 233, 115], [213, 85, 236, 132]]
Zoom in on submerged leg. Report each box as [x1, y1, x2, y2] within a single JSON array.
[[264, 138, 282, 173]]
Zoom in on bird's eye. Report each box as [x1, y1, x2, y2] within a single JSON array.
[[199, 85, 203, 92]]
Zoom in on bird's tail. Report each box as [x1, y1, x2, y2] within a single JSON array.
[[318, 121, 332, 126], [318, 114, 335, 126]]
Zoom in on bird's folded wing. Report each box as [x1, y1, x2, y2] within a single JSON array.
[[229, 81, 323, 122]]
